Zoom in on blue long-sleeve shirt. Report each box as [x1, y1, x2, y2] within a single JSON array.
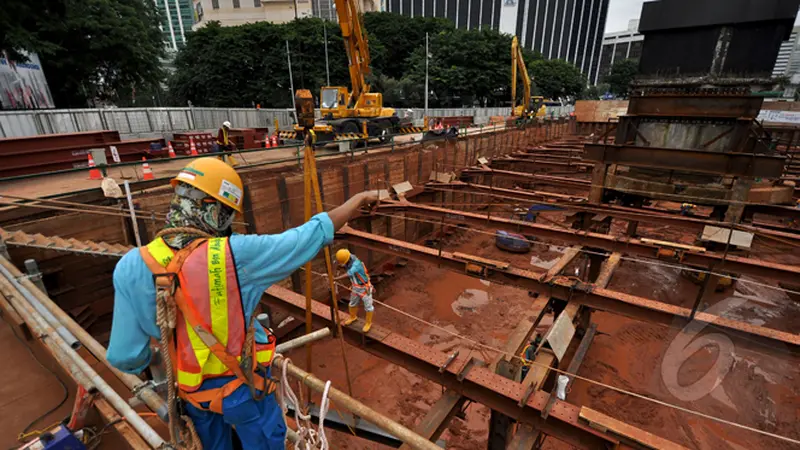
[[107, 212, 334, 374], [346, 255, 370, 288]]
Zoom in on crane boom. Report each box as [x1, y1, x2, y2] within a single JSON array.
[[335, 0, 370, 107]]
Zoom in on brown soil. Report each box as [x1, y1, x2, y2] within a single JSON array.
[[283, 214, 800, 449]]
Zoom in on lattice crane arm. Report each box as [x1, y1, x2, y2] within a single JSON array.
[[334, 0, 371, 107]]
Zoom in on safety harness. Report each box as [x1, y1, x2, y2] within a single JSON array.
[[140, 232, 277, 446]]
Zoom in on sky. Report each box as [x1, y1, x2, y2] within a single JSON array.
[[604, 0, 646, 33], [605, 0, 800, 34]]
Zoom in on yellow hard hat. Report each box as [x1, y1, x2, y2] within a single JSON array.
[[171, 157, 244, 213], [336, 249, 351, 265]]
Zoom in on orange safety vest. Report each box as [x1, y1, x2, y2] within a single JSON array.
[[140, 236, 276, 413]]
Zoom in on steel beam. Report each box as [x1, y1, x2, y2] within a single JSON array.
[[427, 182, 800, 242], [459, 168, 591, 189], [374, 200, 800, 284], [336, 227, 800, 352], [492, 157, 593, 171], [583, 144, 785, 178], [265, 285, 645, 449], [626, 94, 763, 119]]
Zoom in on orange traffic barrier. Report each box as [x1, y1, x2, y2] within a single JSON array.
[[264, 134, 272, 148], [87, 153, 102, 180], [189, 137, 199, 156], [271, 135, 279, 147], [167, 141, 177, 158], [141, 157, 155, 181]]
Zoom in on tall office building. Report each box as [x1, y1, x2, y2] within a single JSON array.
[[312, 0, 379, 20], [192, 0, 312, 29], [156, 0, 195, 51], [595, 19, 643, 84], [773, 27, 800, 77], [385, 0, 610, 80]]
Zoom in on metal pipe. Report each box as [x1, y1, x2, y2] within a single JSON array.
[[0, 280, 96, 392], [273, 354, 441, 450], [0, 262, 79, 349], [0, 257, 168, 421], [0, 274, 166, 448], [124, 180, 142, 247], [275, 328, 331, 354]]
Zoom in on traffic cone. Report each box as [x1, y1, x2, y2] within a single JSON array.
[[189, 137, 199, 156], [167, 141, 177, 158], [271, 135, 279, 147], [264, 133, 272, 148], [87, 153, 102, 180], [141, 157, 155, 181]]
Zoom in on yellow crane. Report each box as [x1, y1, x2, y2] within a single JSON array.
[[284, 0, 418, 144], [511, 36, 546, 119]]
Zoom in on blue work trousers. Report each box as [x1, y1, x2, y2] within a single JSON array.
[[185, 376, 286, 450]]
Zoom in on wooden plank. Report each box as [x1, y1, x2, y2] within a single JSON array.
[[94, 398, 152, 450], [398, 390, 465, 450], [544, 246, 582, 280], [595, 253, 622, 288], [490, 295, 551, 371], [519, 350, 556, 394], [579, 407, 689, 450], [639, 238, 706, 253]]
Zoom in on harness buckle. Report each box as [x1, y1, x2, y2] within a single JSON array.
[[152, 272, 179, 294]]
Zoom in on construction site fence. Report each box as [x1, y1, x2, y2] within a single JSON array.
[[0, 106, 574, 139]]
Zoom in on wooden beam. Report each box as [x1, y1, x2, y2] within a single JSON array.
[[579, 407, 689, 450], [399, 390, 465, 450], [490, 295, 551, 372], [595, 253, 622, 289]]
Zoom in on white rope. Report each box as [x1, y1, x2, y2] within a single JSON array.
[[279, 357, 331, 450]]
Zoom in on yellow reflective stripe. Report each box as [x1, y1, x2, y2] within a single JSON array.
[[257, 349, 273, 365], [203, 237, 229, 377], [177, 370, 203, 389], [146, 237, 175, 267]]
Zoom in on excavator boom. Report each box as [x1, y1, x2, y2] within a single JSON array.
[[511, 36, 532, 118]]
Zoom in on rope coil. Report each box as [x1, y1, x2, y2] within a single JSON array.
[[280, 358, 332, 450]]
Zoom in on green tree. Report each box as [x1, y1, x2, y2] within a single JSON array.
[[606, 59, 638, 98], [528, 59, 586, 99], [168, 18, 353, 108], [362, 13, 453, 80], [405, 29, 525, 107], [3, 0, 166, 107], [0, 0, 61, 62]]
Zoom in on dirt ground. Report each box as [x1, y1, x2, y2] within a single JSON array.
[[283, 207, 800, 449]]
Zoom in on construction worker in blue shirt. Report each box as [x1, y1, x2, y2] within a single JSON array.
[[335, 249, 374, 332], [106, 157, 378, 450]]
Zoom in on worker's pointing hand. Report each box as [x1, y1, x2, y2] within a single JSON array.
[[359, 190, 381, 205]]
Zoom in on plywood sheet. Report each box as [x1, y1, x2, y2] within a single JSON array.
[[574, 100, 629, 122]]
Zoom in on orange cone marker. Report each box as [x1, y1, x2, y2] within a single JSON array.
[[167, 141, 177, 158], [141, 157, 155, 181], [189, 137, 199, 156], [87, 153, 102, 180]]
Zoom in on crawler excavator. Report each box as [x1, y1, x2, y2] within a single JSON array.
[[511, 36, 546, 120], [279, 0, 421, 145]]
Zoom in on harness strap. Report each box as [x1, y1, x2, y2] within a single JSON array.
[[140, 239, 252, 389], [180, 372, 277, 414]]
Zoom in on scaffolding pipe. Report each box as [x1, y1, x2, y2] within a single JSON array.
[[0, 261, 80, 349], [273, 354, 441, 450], [0, 279, 96, 392], [275, 327, 331, 354], [0, 273, 166, 449], [0, 257, 168, 421]]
